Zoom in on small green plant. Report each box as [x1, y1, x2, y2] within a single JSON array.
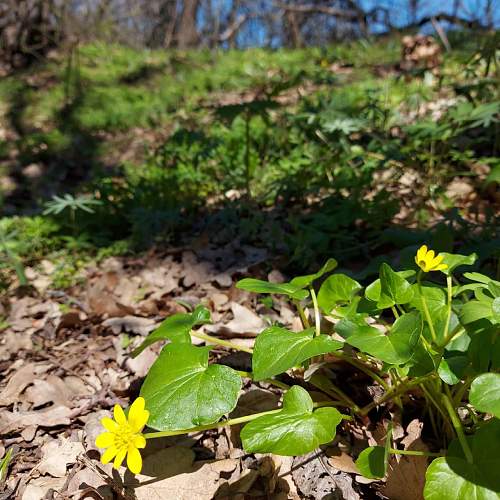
[[94, 245, 499, 499]]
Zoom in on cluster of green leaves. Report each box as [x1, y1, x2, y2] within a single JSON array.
[[133, 248, 499, 499]]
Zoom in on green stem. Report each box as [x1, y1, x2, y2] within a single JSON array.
[[334, 351, 389, 390], [442, 387, 473, 464], [294, 299, 310, 329], [144, 401, 350, 439], [389, 448, 442, 458], [359, 374, 434, 416], [443, 276, 453, 342], [418, 272, 437, 344], [191, 331, 253, 354], [237, 370, 290, 390], [391, 306, 400, 319], [310, 288, 321, 337]]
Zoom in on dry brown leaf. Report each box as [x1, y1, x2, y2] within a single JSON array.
[[222, 302, 265, 335], [123, 447, 237, 500], [102, 316, 157, 336], [0, 363, 39, 406], [23, 375, 72, 408], [0, 330, 33, 360], [327, 449, 360, 475], [0, 405, 72, 434], [21, 476, 66, 500], [38, 437, 85, 477]]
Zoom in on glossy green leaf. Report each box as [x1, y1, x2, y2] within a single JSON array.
[[440, 252, 477, 276], [355, 446, 386, 479], [252, 327, 343, 381], [289, 258, 338, 289], [236, 278, 309, 300], [132, 305, 211, 357], [336, 311, 422, 364], [240, 386, 343, 456], [410, 284, 447, 314], [365, 268, 415, 309], [140, 343, 241, 430], [378, 263, 414, 308], [460, 300, 496, 325], [424, 419, 500, 500], [438, 355, 469, 385], [317, 274, 361, 313], [470, 373, 500, 418]]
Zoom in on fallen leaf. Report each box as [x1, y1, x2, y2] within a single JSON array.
[[38, 437, 84, 477], [103, 316, 157, 336], [124, 447, 238, 500], [21, 476, 66, 500], [0, 364, 38, 406], [222, 302, 265, 335], [0, 405, 72, 434]]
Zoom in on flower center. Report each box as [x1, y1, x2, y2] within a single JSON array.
[[114, 424, 135, 449]]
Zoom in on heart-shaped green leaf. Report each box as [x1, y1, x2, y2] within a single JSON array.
[[460, 299, 497, 325], [252, 327, 343, 381], [140, 343, 241, 430], [440, 252, 477, 276], [355, 446, 387, 479], [318, 274, 362, 313], [365, 269, 415, 309], [377, 263, 414, 308], [336, 311, 422, 365], [132, 305, 211, 357], [424, 419, 500, 500], [236, 278, 309, 300], [240, 386, 343, 456], [470, 373, 500, 418], [289, 258, 338, 289], [438, 355, 469, 385]]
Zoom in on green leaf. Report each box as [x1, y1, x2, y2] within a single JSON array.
[[440, 252, 477, 276], [365, 268, 415, 309], [252, 327, 343, 381], [424, 419, 500, 500], [0, 448, 13, 484], [236, 278, 309, 300], [132, 305, 211, 357], [378, 263, 414, 308], [240, 386, 343, 456], [410, 285, 446, 315], [355, 446, 386, 479], [438, 355, 469, 385], [289, 258, 338, 289], [470, 373, 500, 418], [317, 274, 361, 313], [336, 311, 422, 365], [140, 343, 241, 430], [460, 300, 495, 325]]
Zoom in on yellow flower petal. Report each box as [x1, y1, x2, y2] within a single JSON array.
[[114, 404, 127, 425], [113, 447, 127, 469], [133, 435, 146, 449], [128, 398, 149, 432], [417, 245, 427, 262], [430, 254, 444, 267], [426, 250, 435, 260], [101, 417, 118, 432], [96, 432, 115, 449], [101, 446, 118, 464], [127, 447, 143, 475], [435, 264, 448, 271]]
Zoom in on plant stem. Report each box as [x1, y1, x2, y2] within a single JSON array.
[[144, 401, 350, 439], [389, 448, 442, 458], [294, 299, 310, 329], [190, 331, 253, 354], [391, 306, 400, 319], [358, 374, 434, 416], [237, 370, 290, 390], [417, 272, 437, 344], [442, 387, 473, 464], [310, 288, 321, 337], [443, 275, 453, 342], [334, 351, 389, 390]]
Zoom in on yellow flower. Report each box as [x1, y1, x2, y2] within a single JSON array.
[[415, 245, 448, 273], [95, 397, 149, 474]]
